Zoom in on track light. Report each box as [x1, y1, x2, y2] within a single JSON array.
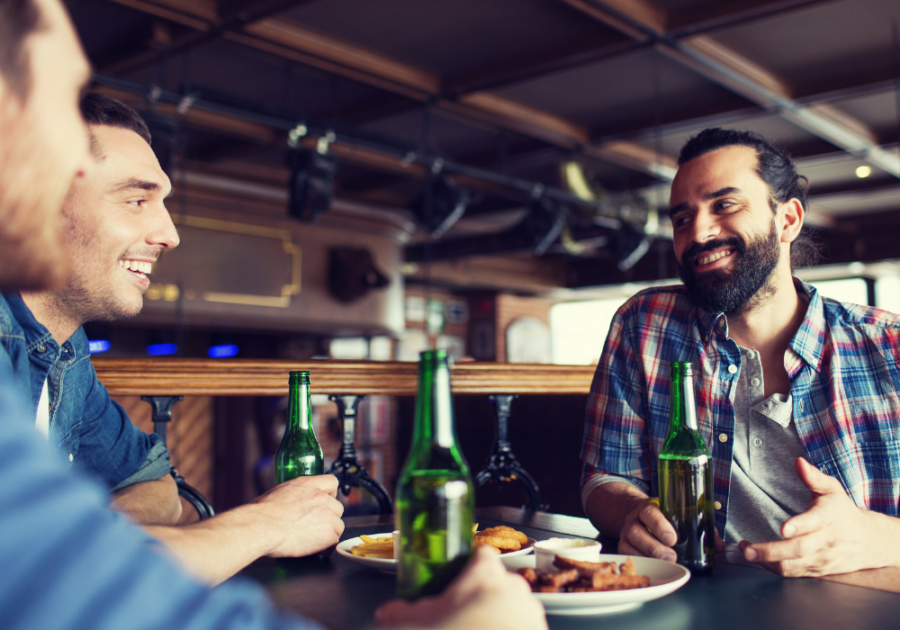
[[286, 147, 337, 223], [525, 197, 567, 256], [410, 177, 470, 238]]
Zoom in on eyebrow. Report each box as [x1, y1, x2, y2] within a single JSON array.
[[669, 186, 743, 216], [110, 178, 173, 199]]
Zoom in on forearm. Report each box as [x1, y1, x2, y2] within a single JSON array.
[[584, 480, 650, 539], [144, 505, 276, 586], [110, 474, 182, 525]]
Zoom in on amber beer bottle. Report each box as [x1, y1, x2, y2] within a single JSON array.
[[658, 361, 715, 573], [275, 371, 324, 482], [396, 350, 475, 599]]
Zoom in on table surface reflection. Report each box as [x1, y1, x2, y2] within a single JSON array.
[[244, 507, 900, 630]]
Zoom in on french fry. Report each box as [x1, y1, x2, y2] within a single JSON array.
[[352, 536, 395, 558]]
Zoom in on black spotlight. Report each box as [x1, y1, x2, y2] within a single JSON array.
[[286, 148, 337, 222], [410, 177, 470, 238], [524, 197, 567, 256], [614, 221, 651, 271]]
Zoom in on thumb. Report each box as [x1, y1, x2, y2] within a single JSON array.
[[795, 457, 843, 496]]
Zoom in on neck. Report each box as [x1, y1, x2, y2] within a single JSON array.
[[20, 291, 82, 344], [725, 262, 805, 352]]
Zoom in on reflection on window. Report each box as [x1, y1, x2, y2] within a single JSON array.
[[810, 278, 869, 306]]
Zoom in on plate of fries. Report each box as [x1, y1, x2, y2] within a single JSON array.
[[336, 533, 398, 572], [503, 553, 690, 615], [336, 525, 535, 573]]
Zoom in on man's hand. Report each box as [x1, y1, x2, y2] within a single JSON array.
[[739, 458, 898, 577], [252, 474, 344, 558], [617, 497, 680, 562], [375, 546, 547, 630]]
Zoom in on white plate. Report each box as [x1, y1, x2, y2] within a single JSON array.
[[504, 553, 690, 616], [336, 533, 536, 574]]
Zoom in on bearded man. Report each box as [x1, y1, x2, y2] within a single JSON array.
[[581, 128, 900, 578]]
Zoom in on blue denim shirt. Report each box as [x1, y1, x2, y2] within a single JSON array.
[[0, 369, 319, 630], [0, 291, 169, 490]]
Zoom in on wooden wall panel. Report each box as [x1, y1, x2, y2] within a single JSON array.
[[495, 294, 553, 363]]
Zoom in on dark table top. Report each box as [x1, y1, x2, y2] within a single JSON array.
[[245, 507, 900, 630]]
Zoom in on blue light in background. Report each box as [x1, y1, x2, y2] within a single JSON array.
[[88, 340, 111, 354], [146, 343, 178, 356], [208, 344, 239, 358]]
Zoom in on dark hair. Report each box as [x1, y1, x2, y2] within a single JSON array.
[[0, 0, 44, 101], [80, 92, 152, 147], [678, 127, 819, 270]]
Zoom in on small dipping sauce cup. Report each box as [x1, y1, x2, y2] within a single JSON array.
[[534, 537, 602, 572]]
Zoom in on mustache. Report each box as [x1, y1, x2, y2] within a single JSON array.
[[680, 237, 745, 266]]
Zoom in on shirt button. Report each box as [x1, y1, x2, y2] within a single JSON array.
[[753, 437, 763, 447], [718, 433, 728, 443], [727, 365, 737, 374], [745, 350, 756, 360], [68, 453, 74, 462], [714, 501, 722, 510], [37, 344, 47, 353], [750, 377, 761, 387]]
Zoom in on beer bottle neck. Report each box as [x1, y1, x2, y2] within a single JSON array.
[[669, 369, 700, 433], [287, 381, 312, 432], [414, 356, 456, 450]]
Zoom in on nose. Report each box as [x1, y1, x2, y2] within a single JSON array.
[[148, 204, 180, 250], [689, 208, 719, 245]]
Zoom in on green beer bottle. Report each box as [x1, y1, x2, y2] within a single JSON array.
[[275, 371, 324, 482], [658, 361, 715, 573], [396, 349, 475, 599]]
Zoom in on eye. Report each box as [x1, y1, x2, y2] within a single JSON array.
[[671, 214, 691, 229], [127, 199, 146, 208], [715, 200, 735, 212]]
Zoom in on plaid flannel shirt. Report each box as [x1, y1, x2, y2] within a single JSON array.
[[581, 279, 900, 535]]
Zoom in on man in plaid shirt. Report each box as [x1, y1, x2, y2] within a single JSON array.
[[581, 127, 900, 578]]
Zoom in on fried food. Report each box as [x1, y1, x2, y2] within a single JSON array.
[[351, 535, 394, 559], [518, 557, 650, 593], [474, 525, 529, 553]]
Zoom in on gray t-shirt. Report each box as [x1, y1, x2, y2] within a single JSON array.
[[724, 346, 808, 563]]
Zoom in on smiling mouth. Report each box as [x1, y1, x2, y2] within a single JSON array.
[[694, 249, 734, 267], [119, 259, 152, 279]]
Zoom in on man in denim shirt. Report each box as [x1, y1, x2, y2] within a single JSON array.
[[0, 92, 183, 525]]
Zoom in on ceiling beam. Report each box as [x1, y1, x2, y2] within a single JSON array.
[[103, 0, 676, 180], [561, 0, 900, 178]]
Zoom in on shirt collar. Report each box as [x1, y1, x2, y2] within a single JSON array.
[[787, 279, 826, 372], [2, 291, 54, 348]]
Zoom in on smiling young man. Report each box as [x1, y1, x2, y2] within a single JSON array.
[[581, 128, 900, 578], [0, 92, 183, 525]]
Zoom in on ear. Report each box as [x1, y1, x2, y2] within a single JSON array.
[[778, 198, 804, 244]]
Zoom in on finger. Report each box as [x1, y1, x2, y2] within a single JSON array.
[[794, 458, 844, 497], [780, 502, 829, 539], [640, 502, 677, 548], [714, 527, 725, 552], [333, 514, 345, 538], [741, 530, 825, 565], [618, 527, 675, 562]]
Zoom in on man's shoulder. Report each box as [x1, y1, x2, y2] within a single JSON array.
[[821, 296, 900, 333]]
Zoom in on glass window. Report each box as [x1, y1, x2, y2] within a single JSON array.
[[550, 297, 628, 365]]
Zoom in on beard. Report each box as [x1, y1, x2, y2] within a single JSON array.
[[676, 220, 780, 316]]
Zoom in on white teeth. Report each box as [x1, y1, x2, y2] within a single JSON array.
[[119, 260, 152, 274], [698, 250, 731, 265]]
